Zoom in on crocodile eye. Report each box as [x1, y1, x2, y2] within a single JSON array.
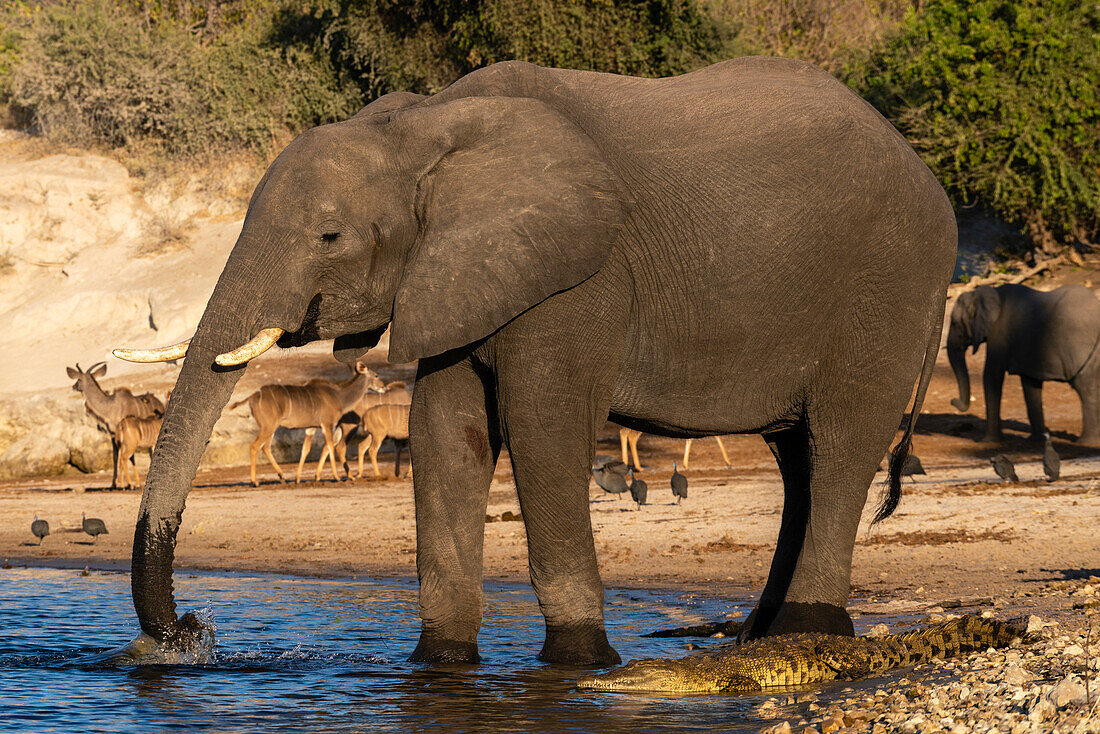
[[321, 231, 339, 243]]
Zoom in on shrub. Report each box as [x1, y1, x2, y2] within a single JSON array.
[[848, 0, 1100, 246], [273, 0, 725, 102], [705, 0, 911, 70], [8, 0, 361, 155]]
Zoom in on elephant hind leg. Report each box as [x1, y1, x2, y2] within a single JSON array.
[[745, 387, 910, 641]]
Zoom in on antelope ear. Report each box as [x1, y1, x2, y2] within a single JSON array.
[[386, 97, 632, 364], [66, 367, 79, 379], [91, 364, 107, 378]]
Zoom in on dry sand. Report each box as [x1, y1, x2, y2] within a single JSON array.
[[3, 356, 1098, 613]]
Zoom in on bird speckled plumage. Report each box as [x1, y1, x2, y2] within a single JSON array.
[[577, 615, 1031, 693], [1042, 432, 1060, 481], [629, 470, 648, 507], [990, 454, 1019, 483], [31, 516, 49, 545], [82, 513, 108, 543], [593, 464, 629, 498], [670, 463, 688, 504], [897, 451, 926, 482]]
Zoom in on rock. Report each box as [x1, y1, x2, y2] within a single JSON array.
[[1002, 665, 1034, 685], [899, 715, 926, 734], [819, 716, 842, 733], [1063, 643, 1084, 657], [761, 723, 791, 734], [867, 623, 891, 638], [0, 432, 71, 478], [1024, 615, 1049, 634], [1028, 697, 1056, 722], [1046, 675, 1086, 708]]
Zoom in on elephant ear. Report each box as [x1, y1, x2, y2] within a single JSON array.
[[970, 286, 1003, 352], [386, 97, 633, 364]]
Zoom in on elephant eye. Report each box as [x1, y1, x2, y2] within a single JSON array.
[[321, 231, 340, 243]]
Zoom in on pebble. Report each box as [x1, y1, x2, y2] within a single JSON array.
[[1046, 675, 1087, 708], [770, 612, 1100, 734]]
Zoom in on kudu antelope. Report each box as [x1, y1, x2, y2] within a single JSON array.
[[67, 363, 164, 488], [229, 363, 384, 486], [356, 402, 412, 478], [318, 381, 412, 478], [618, 427, 731, 470], [115, 414, 163, 489]]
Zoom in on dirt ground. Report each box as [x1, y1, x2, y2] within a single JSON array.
[[3, 343, 1099, 624]]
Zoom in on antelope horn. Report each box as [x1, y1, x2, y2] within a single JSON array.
[[113, 339, 191, 363], [215, 327, 284, 366]]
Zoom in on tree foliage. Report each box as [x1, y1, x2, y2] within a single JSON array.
[[5, 0, 361, 154], [848, 0, 1100, 244]]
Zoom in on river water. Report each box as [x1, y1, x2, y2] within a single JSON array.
[[0, 567, 788, 733]]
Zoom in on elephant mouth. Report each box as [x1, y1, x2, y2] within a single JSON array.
[[277, 293, 324, 348]]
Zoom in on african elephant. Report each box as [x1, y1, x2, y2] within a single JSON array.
[[948, 284, 1100, 443], [113, 58, 955, 666]]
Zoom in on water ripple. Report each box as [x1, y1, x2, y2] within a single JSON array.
[[0, 567, 762, 733]]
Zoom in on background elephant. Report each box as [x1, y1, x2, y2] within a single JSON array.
[[114, 58, 955, 666], [948, 284, 1100, 443]]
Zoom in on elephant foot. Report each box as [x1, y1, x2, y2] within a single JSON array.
[[1077, 433, 1100, 447], [981, 432, 1004, 444], [409, 633, 480, 664], [538, 622, 621, 666], [740, 602, 853, 641]]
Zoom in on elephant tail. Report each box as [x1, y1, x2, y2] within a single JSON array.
[[874, 303, 946, 524]]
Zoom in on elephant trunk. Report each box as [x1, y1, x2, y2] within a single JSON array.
[[131, 254, 279, 642], [947, 321, 971, 413]]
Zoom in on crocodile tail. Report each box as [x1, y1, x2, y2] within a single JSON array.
[[874, 300, 946, 524], [893, 615, 1032, 666]]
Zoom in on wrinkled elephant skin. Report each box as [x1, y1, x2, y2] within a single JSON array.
[[119, 59, 956, 668]]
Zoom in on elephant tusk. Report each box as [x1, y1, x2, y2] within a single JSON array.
[[113, 339, 191, 363], [215, 327, 284, 366]]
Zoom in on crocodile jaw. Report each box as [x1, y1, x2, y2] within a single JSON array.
[[577, 658, 755, 693]]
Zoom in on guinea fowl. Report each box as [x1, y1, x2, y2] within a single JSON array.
[[628, 469, 648, 507], [593, 462, 629, 499], [990, 455, 1019, 483], [31, 516, 49, 545], [891, 450, 927, 483], [82, 514, 108, 543], [1042, 431, 1060, 482], [670, 462, 688, 504]]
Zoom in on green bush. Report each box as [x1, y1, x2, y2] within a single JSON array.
[[274, 0, 724, 102], [848, 0, 1100, 245], [4, 0, 723, 154], [8, 0, 361, 155]]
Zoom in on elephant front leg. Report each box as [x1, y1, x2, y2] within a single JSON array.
[[409, 355, 500, 664], [982, 361, 1007, 442], [495, 369, 620, 666], [1020, 376, 1046, 441]]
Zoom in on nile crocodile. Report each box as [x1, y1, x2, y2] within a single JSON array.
[[577, 615, 1031, 693]]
